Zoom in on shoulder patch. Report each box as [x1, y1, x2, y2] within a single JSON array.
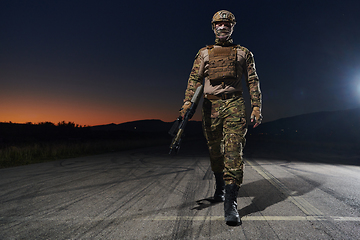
[[237, 45, 249, 53]]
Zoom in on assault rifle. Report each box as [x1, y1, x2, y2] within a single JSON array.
[[169, 85, 204, 154]]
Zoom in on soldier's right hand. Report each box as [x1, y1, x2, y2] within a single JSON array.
[[179, 101, 192, 117], [250, 107, 262, 128]]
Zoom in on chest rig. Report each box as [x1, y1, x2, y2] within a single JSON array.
[[207, 45, 238, 81]]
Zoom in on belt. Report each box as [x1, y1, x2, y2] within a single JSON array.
[[204, 92, 241, 100]]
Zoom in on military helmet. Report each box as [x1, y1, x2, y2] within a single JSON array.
[[211, 10, 236, 29]]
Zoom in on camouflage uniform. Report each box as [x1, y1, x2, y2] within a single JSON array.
[[183, 38, 262, 187]]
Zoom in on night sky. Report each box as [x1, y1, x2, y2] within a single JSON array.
[[1, 0, 360, 126]]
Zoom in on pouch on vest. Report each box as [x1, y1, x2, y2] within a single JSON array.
[[207, 46, 237, 81]]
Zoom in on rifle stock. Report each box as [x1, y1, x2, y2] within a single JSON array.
[[169, 85, 204, 154]]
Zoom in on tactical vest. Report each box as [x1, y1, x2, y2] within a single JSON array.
[[207, 45, 237, 81]]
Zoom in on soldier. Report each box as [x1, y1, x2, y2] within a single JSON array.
[[180, 10, 262, 226]]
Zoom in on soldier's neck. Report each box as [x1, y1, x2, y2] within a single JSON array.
[[215, 38, 234, 46]]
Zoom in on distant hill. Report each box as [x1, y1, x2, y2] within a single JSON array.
[[2, 108, 358, 146], [91, 119, 203, 136], [90, 107, 360, 144], [249, 107, 360, 143], [91, 119, 173, 132]]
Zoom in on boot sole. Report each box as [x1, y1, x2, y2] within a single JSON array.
[[226, 219, 242, 226]]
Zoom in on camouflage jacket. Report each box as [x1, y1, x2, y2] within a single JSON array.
[[183, 39, 262, 109]]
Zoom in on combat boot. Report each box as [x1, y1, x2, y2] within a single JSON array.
[[213, 172, 225, 202], [224, 184, 241, 226]]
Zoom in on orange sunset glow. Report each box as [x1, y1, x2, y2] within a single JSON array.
[[0, 86, 203, 126], [0, 98, 186, 126]]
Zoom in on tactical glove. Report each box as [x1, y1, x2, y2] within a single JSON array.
[[250, 107, 262, 128], [179, 101, 192, 117]]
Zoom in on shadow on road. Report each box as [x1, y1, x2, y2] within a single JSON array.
[[190, 176, 320, 218], [238, 177, 321, 217], [192, 198, 223, 210]]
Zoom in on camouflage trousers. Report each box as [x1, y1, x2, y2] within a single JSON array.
[[202, 96, 247, 187]]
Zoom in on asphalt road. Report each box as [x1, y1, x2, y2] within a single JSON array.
[[1, 140, 360, 239]]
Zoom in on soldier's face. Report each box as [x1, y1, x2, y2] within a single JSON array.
[[215, 22, 232, 29], [214, 21, 233, 41]]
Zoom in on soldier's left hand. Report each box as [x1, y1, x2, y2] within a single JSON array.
[[250, 107, 262, 128]]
